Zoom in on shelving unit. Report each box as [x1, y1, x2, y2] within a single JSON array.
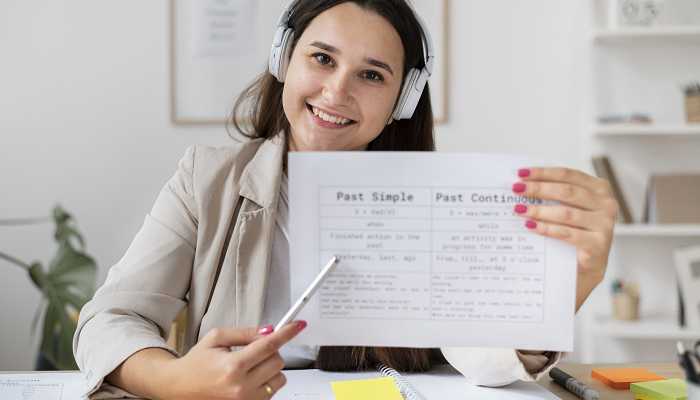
[[594, 125, 700, 137], [593, 26, 700, 44], [592, 313, 700, 340], [614, 224, 700, 237], [580, 1, 700, 364]]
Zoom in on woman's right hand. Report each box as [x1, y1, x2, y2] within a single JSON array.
[[164, 321, 307, 400]]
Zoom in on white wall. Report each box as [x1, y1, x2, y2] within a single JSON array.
[[0, 0, 588, 370]]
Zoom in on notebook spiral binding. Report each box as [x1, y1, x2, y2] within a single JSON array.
[[377, 363, 427, 400]]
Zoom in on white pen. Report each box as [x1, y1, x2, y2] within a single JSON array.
[[274, 256, 339, 332]]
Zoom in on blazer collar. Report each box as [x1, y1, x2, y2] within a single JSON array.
[[239, 132, 286, 209]]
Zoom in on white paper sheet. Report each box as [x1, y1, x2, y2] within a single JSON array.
[[0, 372, 88, 400], [192, 0, 257, 58], [276, 365, 560, 399], [289, 152, 576, 351]]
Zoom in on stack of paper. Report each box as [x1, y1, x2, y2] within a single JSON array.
[[0, 372, 87, 400], [630, 378, 687, 400], [277, 365, 560, 399], [591, 367, 665, 389]]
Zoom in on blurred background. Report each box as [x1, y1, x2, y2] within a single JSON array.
[[1, 0, 699, 371]]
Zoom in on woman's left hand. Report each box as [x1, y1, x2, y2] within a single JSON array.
[[512, 167, 619, 312]]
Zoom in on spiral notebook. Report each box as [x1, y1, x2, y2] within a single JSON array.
[[277, 364, 560, 399]]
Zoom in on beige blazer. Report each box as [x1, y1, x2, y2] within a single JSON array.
[[74, 133, 558, 398]]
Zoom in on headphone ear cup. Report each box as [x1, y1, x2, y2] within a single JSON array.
[[392, 69, 420, 120], [269, 27, 294, 82], [402, 68, 429, 120], [277, 30, 294, 82]]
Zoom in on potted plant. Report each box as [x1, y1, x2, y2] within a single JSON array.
[[683, 81, 700, 123], [0, 205, 97, 370]]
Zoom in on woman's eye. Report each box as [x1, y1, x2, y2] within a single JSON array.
[[362, 70, 384, 82], [313, 53, 332, 66]]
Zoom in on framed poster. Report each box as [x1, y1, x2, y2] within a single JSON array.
[[170, 0, 448, 125]]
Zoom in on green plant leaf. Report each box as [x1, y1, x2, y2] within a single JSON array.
[[3, 205, 97, 370], [37, 245, 95, 369], [52, 206, 85, 250], [47, 245, 96, 293], [31, 299, 46, 337], [40, 299, 78, 370], [28, 262, 47, 289]]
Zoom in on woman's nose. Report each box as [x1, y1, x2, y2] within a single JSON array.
[[322, 71, 352, 105]]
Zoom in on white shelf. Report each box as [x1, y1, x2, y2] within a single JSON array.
[[593, 27, 700, 44], [594, 125, 700, 137], [615, 224, 700, 237], [592, 314, 700, 339]]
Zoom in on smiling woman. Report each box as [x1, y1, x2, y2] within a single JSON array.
[[232, 0, 440, 372], [72, 1, 621, 399]]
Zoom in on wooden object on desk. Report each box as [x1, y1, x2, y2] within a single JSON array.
[[538, 363, 684, 400]]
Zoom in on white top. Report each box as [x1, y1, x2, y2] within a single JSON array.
[[262, 172, 318, 367], [262, 173, 561, 381]]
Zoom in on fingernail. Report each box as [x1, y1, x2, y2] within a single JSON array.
[[512, 182, 527, 193], [526, 220, 538, 229], [518, 168, 531, 178], [258, 325, 274, 336], [295, 320, 307, 331], [514, 204, 528, 214]]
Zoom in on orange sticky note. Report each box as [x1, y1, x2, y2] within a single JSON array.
[[331, 377, 404, 400], [591, 367, 665, 389]]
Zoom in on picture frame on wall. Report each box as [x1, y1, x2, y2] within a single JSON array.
[[170, 0, 449, 125]]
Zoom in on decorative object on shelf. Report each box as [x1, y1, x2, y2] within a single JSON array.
[[684, 81, 700, 123], [611, 279, 640, 321], [674, 245, 700, 330], [611, 0, 662, 27], [0, 205, 97, 370], [597, 112, 654, 125], [657, 0, 700, 26], [644, 174, 700, 223], [591, 155, 634, 224]]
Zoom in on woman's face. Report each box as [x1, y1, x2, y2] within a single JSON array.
[[282, 2, 405, 151]]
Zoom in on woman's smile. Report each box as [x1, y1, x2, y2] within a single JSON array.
[[305, 102, 358, 130]]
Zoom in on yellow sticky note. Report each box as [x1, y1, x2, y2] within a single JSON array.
[[331, 377, 404, 400], [630, 378, 687, 400]]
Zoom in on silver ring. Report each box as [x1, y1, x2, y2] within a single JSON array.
[[264, 383, 274, 395]]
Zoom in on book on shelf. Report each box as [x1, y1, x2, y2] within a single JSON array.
[[643, 174, 700, 223], [591, 155, 633, 224]]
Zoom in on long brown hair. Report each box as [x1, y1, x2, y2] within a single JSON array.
[[231, 0, 439, 372]]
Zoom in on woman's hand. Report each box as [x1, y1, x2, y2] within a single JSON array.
[[164, 321, 306, 400], [512, 167, 619, 311]]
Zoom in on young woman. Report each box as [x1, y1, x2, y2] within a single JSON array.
[[73, 1, 618, 398]]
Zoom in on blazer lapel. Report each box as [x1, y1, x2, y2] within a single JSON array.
[[234, 133, 285, 328]]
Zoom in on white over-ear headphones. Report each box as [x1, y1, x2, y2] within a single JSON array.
[[268, 0, 435, 121]]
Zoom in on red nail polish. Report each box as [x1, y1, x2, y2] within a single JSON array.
[[526, 220, 538, 229], [296, 320, 307, 331], [514, 204, 528, 214], [518, 168, 531, 178], [258, 325, 274, 335], [512, 183, 526, 193]]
